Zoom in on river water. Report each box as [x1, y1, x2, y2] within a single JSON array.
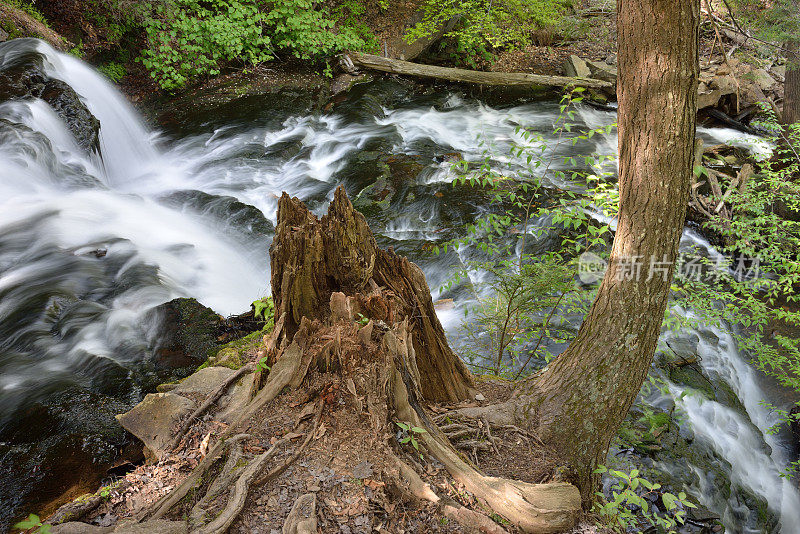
[[0, 39, 797, 532]]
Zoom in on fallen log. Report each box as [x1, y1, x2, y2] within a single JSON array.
[[342, 52, 614, 92]]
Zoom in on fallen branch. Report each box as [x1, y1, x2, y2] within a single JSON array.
[[342, 52, 614, 91]]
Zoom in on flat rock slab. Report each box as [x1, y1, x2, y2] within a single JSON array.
[[116, 393, 194, 460], [172, 366, 236, 398], [563, 55, 591, 79]]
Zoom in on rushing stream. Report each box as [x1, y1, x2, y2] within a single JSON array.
[[0, 39, 798, 532]]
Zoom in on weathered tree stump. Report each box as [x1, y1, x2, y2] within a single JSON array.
[[127, 187, 580, 534], [269, 185, 475, 403]]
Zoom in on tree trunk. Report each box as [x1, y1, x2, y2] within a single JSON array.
[[269, 186, 475, 403], [517, 0, 699, 502], [783, 39, 799, 125]]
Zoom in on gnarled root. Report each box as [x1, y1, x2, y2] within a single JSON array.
[[386, 323, 581, 533], [139, 433, 251, 522], [282, 493, 318, 534]]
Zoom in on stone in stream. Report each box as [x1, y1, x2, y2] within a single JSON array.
[[149, 298, 224, 371], [0, 47, 100, 152]]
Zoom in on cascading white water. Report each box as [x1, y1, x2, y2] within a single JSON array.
[[1, 39, 797, 532]]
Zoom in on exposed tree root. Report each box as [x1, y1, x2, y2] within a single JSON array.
[[139, 433, 250, 522], [281, 493, 318, 534], [86, 188, 581, 533], [389, 333, 581, 533], [166, 362, 255, 452]]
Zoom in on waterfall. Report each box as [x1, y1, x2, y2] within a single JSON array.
[[0, 39, 797, 533]]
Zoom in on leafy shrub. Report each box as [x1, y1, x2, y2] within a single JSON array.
[[593, 466, 697, 533], [676, 108, 800, 457], [444, 91, 615, 376], [7, 0, 50, 25], [140, 0, 272, 90], [98, 61, 126, 82], [406, 0, 569, 61], [264, 0, 374, 61]]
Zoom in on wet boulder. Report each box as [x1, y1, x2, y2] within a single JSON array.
[[39, 78, 100, 152], [149, 298, 224, 371], [0, 45, 100, 152]]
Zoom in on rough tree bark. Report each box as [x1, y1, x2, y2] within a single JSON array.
[[527, 0, 699, 501], [459, 0, 700, 504], [783, 39, 799, 125]]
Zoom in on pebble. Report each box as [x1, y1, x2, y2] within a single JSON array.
[[475, 393, 486, 402]]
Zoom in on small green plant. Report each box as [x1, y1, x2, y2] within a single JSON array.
[[98, 61, 126, 83], [13, 514, 51, 534], [252, 296, 275, 331], [395, 421, 428, 460], [255, 354, 271, 374], [68, 39, 85, 58], [355, 313, 369, 326], [593, 466, 696, 533]]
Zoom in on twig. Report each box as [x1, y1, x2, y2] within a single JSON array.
[[513, 290, 567, 380]]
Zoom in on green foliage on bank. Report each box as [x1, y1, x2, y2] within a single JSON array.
[[7, 0, 49, 24], [140, 0, 273, 90], [405, 0, 571, 65], [136, 0, 377, 90], [728, 0, 800, 45]]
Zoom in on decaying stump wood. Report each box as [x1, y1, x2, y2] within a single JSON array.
[[126, 187, 580, 534], [270, 185, 474, 402], [342, 51, 614, 92]]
